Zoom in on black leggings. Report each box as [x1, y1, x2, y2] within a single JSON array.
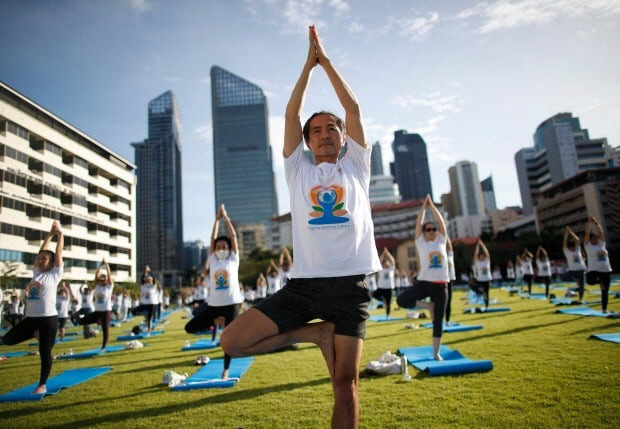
[[569, 270, 585, 300], [523, 274, 533, 294], [372, 289, 393, 316], [537, 276, 551, 297], [7, 314, 23, 328], [79, 311, 111, 348], [445, 281, 453, 322], [397, 281, 447, 337], [475, 281, 490, 307], [132, 304, 155, 330], [586, 271, 611, 312], [185, 304, 241, 370], [2, 316, 58, 386]]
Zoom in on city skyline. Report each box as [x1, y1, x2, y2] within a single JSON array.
[[1, 1, 618, 244]]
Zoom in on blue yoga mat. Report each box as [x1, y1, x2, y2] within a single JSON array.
[[556, 306, 612, 318], [463, 307, 510, 314], [398, 345, 493, 376], [116, 330, 164, 341], [519, 293, 548, 300], [28, 337, 76, 346], [172, 357, 254, 390], [181, 339, 220, 351], [0, 367, 112, 402], [420, 322, 483, 333], [58, 345, 126, 360], [590, 333, 620, 343], [0, 351, 30, 359], [369, 315, 404, 322]]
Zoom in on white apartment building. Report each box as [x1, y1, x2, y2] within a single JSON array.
[[0, 81, 136, 283]]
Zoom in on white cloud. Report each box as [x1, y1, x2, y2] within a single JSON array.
[[129, 0, 152, 13], [194, 122, 213, 143], [387, 11, 440, 41], [391, 92, 461, 113], [456, 0, 620, 33]]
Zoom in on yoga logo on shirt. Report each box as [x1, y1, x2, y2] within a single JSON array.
[[308, 185, 349, 225], [428, 251, 443, 269], [27, 280, 42, 300], [597, 250, 607, 262], [213, 270, 229, 290], [96, 293, 105, 304]]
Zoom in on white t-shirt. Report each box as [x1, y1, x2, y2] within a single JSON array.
[[56, 294, 69, 318], [10, 298, 20, 314], [447, 250, 456, 281], [244, 289, 256, 302], [492, 268, 502, 281], [94, 284, 113, 311], [506, 267, 516, 279], [563, 247, 586, 271], [366, 274, 377, 291], [113, 294, 122, 309], [256, 283, 267, 299], [537, 259, 551, 277], [400, 275, 410, 287], [26, 266, 63, 317], [194, 284, 208, 301], [140, 284, 157, 305], [122, 295, 131, 310], [208, 252, 243, 306], [284, 139, 381, 278], [267, 275, 281, 295], [81, 289, 94, 310], [521, 258, 533, 275], [279, 267, 291, 287], [416, 235, 449, 283], [475, 259, 492, 282], [164, 295, 170, 306], [585, 242, 612, 272], [377, 266, 395, 289]]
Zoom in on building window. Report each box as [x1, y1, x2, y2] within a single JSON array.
[[7, 121, 29, 140]]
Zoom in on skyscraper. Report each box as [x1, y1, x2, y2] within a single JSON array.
[[480, 175, 497, 213], [447, 161, 486, 217], [211, 66, 278, 225], [370, 141, 384, 176], [132, 91, 183, 286], [390, 130, 433, 200]]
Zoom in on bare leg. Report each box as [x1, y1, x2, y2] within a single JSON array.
[[331, 335, 363, 429], [221, 308, 336, 379], [433, 336, 443, 361]]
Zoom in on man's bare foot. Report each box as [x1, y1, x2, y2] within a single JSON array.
[[316, 322, 335, 380], [33, 385, 46, 394], [434, 354, 443, 361], [221, 369, 229, 380]]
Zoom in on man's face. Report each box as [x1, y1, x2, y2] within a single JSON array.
[[307, 114, 344, 159], [35, 251, 53, 271]]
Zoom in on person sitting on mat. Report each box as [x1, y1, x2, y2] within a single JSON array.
[[535, 246, 552, 298], [372, 248, 396, 319], [1, 221, 63, 394], [397, 194, 449, 361], [563, 227, 586, 302], [584, 216, 613, 313]]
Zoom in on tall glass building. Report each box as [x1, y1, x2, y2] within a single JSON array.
[[132, 91, 183, 286], [390, 130, 433, 200], [211, 66, 278, 225]]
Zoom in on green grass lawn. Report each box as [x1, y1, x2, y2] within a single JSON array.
[[1, 282, 619, 428]]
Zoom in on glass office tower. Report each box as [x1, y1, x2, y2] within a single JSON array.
[[391, 130, 433, 200]]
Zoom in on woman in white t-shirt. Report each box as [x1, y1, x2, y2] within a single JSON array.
[[563, 226, 586, 302], [492, 266, 503, 287], [535, 246, 552, 298], [521, 250, 534, 295], [266, 260, 282, 297], [473, 239, 492, 310], [445, 238, 456, 324], [7, 293, 24, 328], [372, 247, 396, 318], [132, 275, 158, 333], [78, 259, 114, 350], [121, 290, 132, 322], [365, 273, 377, 293], [506, 260, 516, 287], [397, 195, 449, 361], [585, 216, 613, 313], [56, 282, 71, 341], [184, 205, 243, 380], [278, 247, 293, 288], [1, 222, 63, 394], [255, 273, 268, 303]]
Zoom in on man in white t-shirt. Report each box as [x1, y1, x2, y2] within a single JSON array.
[[221, 25, 381, 428], [1, 221, 63, 394]]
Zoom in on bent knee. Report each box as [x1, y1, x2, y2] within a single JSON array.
[[219, 331, 243, 357]]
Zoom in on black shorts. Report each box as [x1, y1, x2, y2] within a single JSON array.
[[253, 275, 370, 339]]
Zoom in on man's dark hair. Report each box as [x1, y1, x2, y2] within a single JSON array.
[[214, 236, 232, 250], [302, 111, 345, 144]]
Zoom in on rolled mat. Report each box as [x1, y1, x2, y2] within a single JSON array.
[[172, 356, 254, 390], [58, 345, 126, 360], [369, 315, 404, 322], [463, 307, 510, 314], [0, 351, 30, 359], [116, 330, 164, 341], [556, 306, 612, 318], [420, 322, 482, 333], [0, 367, 112, 402], [589, 333, 620, 343], [181, 339, 220, 351], [398, 345, 492, 376]]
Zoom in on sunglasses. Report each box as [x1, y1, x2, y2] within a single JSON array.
[[424, 228, 437, 232]]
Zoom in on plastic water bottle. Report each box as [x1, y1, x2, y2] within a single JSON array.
[[184, 340, 190, 348], [68, 348, 73, 356]]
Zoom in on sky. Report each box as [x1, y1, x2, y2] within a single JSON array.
[[1, 0, 619, 244]]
